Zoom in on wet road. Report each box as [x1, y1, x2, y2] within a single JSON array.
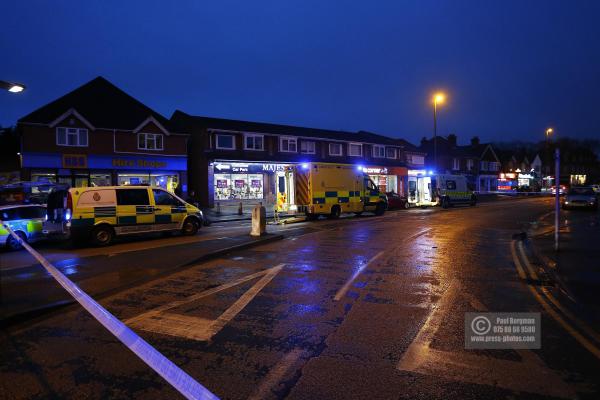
[[2, 198, 600, 399]]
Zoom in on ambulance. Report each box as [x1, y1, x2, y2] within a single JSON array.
[[43, 186, 204, 246], [407, 173, 476, 208], [276, 163, 387, 219]]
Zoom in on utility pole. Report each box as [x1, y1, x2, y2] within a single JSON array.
[[554, 147, 560, 252]]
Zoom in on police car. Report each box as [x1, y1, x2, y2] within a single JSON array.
[[0, 204, 46, 250], [44, 186, 204, 246]]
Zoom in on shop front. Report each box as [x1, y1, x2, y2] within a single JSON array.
[[210, 160, 294, 208], [21, 153, 187, 193], [362, 166, 407, 196]]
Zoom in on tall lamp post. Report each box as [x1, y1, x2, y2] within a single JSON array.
[[0, 80, 26, 93], [545, 128, 553, 144], [432, 92, 446, 170]]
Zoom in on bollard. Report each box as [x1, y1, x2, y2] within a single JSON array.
[[250, 204, 267, 236], [216, 202, 221, 215], [238, 202, 243, 215]]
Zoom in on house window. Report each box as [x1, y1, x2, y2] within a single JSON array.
[[56, 127, 88, 147], [408, 154, 425, 165], [300, 140, 315, 154], [348, 143, 362, 157], [452, 158, 460, 170], [480, 161, 489, 171], [329, 143, 342, 156], [279, 136, 297, 153], [467, 159, 474, 170], [489, 162, 500, 171], [244, 134, 264, 151], [372, 145, 385, 158], [215, 134, 235, 150], [137, 133, 164, 150], [386, 147, 397, 159]]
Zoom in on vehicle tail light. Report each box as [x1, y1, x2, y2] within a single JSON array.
[[65, 192, 73, 221]]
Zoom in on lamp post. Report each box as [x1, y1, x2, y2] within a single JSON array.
[[545, 128, 553, 144], [0, 80, 26, 93], [432, 92, 445, 170]]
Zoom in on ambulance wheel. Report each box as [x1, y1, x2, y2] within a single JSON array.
[[91, 225, 114, 246], [375, 203, 386, 216], [329, 206, 341, 219], [6, 231, 27, 251], [181, 217, 200, 236], [441, 198, 449, 209]]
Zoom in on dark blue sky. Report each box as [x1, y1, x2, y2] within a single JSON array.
[[2, 0, 599, 145]]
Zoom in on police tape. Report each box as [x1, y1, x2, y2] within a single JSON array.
[[0, 220, 219, 400]]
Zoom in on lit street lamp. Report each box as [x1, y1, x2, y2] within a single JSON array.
[[545, 127, 553, 144], [0, 80, 26, 93], [432, 92, 446, 170]]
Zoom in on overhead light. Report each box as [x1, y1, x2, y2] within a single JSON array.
[[8, 84, 24, 93]]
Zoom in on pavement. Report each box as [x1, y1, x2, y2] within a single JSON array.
[[2, 197, 600, 399], [528, 204, 600, 326]]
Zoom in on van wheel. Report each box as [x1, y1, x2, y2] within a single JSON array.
[[470, 196, 477, 206], [375, 202, 386, 216], [7, 231, 27, 251], [91, 225, 114, 246], [181, 217, 199, 236], [329, 206, 341, 219], [441, 197, 449, 209]]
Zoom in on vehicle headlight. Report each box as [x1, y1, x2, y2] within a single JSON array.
[[565, 201, 569, 204]]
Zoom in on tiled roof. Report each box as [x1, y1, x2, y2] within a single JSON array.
[[19, 76, 173, 131]]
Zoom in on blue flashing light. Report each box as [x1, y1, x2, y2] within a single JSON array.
[[428, 170, 435, 175], [65, 210, 72, 221], [356, 165, 364, 172], [301, 163, 309, 170]]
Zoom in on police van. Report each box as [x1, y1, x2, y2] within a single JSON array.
[[44, 186, 203, 246]]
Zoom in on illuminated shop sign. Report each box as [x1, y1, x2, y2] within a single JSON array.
[[363, 167, 388, 174], [213, 161, 289, 174]]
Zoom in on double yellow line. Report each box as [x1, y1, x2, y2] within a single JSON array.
[[511, 239, 600, 359]]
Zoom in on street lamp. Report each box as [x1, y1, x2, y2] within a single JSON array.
[[545, 128, 553, 143], [432, 92, 446, 170], [0, 80, 26, 93]]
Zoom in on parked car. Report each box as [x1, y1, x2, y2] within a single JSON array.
[[44, 186, 204, 246], [551, 185, 567, 195], [562, 187, 598, 210], [0, 204, 46, 250], [386, 192, 409, 209], [591, 184, 600, 194]]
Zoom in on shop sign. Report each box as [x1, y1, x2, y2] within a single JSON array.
[[62, 154, 88, 169], [262, 163, 286, 172], [214, 161, 289, 174], [112, 158, 167, 169], [363, 167, 388, 174]]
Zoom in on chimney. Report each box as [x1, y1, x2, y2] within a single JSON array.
[[447, 134, 457, 147], [470, 136, 480, 147], [420, 136, 428, 147]]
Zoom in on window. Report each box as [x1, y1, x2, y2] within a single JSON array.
[[446, 180, 457, 190], [153, 189, 182, 206], [116, 189, 150, 205], [348, 143, 362, 157], [244, 134, 264, 151], [408, 155, 425, 165], [215, 134, 235, 150], [279, 136, 297, 153], [452, 158, 460, 170], [300, 140, 315, 154], [372, 145, 385, 158], [329, 143, 342, 156], [56, 127, 88, 147], [467, 159, 474, 170], [480, 161, 489, 171], [489, 162, 500, 171], [386, 147, 397, 159], [137, 133, 164, 150]]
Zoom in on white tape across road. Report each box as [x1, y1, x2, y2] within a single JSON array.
[[1, 220, 219, 400]]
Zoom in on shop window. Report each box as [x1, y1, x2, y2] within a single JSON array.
[[214, 173, 263, 200], [244, 134, 264, 151], [386, 147, 397, 159], [31, 171, 57, 184], [280, 137, 297, 153], [216, 134, 235, 150], [91, 173, 111, 187], [348, 143, 362, 157], [372, 145, 385, 158], [300, 141, 315, 154], [329, 143, 342, 156], [56, 127, 88, 147], [116, 188, 150, 205], [138, 133, 164, 150]]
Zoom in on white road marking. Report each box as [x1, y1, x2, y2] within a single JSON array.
[[398, 278, 576, 398], [247, 348, 305, 400], [126, 264, 284, 341], [334, 251, 384, 301]]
